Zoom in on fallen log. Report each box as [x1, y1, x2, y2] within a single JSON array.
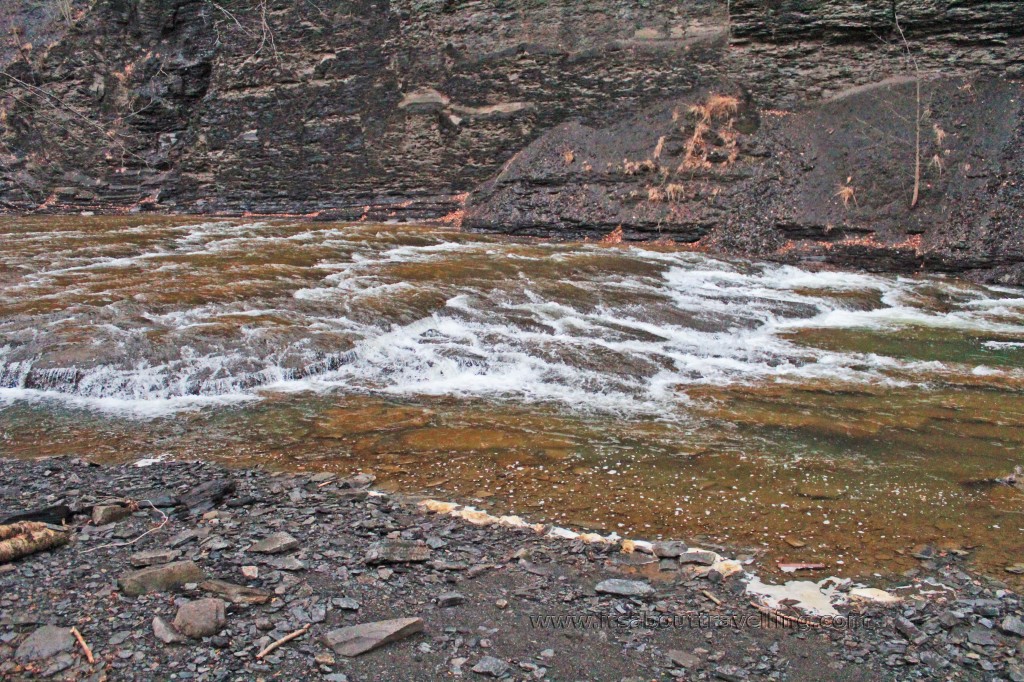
[[0, 522, 71, 563]]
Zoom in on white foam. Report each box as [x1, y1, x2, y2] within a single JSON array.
[[2, 224, 1023, 415]]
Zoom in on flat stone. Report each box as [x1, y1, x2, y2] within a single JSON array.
[[92, 504, 129, 525], [784, 536, 806, 549], [333, 597, 360, 611], [365, 539, 431, 564], [322, 617, 424, 657], [173, 598, 226, 639], [118, 560, 206, 596], [967, 626, 999, 647], [248, 531, 300, 554], [15, 625, 75, 661], [179, 479, 236, 515], [594, 579, 654, 597], [895, 617, 923, 640], [40, 653, 74, 677], [1002, 616, 1024, 638], [714, 664, 749, 681], [340, 473, 376, 489], [136, 490, 178, 508], [199, 579, 272, 605], [472, 655, 510, 677], [334, 489, 369, 503], [129, 548, 181, 568], [677, 550, 717, 566], [152, 616, 186, 644], [168, 530, 200, 548], [652, 541, 688, 558], [438, 592, 465, 607], [668, 649, 701, 668], [241, 565, 259, 579], [264, 555, 305, 571]]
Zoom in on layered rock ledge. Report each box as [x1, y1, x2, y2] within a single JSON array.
[[1, 1, 1023, 281]]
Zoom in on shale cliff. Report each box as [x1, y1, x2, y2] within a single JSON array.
[[2, 1, 1024, 281]]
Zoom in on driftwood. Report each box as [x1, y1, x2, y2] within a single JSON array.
[[0, 504, 75, 526], [0, 521, 70, 563], [70, 627, 95, 664], [256, 623, 310, 659]]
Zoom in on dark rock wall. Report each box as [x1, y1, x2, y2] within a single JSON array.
[[1, 0, 727, 217], [1, 0, 1023, 280]]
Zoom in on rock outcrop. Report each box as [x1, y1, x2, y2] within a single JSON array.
[[1, 0, 1023, 281]]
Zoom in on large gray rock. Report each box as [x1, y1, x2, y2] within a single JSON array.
[[652, 541, 689, 558], [248, 531, 299, 554], [118, 560, 206, 596], [1002, 615, 1024, 638], [15, 625, 75, 661], [92, 504, 129, 525], [437, 591, 465, 608], [677, 550, 717, 566], [129, 548, 181, 568], [322, 617, 424, 657], [472, 656, 510, 677], [668, 649, 701, 669], [173, 598, 226, 639], [365, 539, 431, 564], [199, 579, 271, 605], [594, 579, 654, 597]]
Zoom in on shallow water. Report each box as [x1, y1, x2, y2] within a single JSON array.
[[2, 216, 1023, 581]]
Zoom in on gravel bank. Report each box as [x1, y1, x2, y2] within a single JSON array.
[[1, 456, 1021, 681]]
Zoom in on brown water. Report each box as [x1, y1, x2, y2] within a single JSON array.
[[2, 215, 1023, 582]]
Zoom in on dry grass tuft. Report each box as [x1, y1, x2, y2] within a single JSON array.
[[562, 149, 575, 165], [600, 225, 624, 245], [933, 123, 947, 146], [834, 177, 857, 208], [678, 94, 742, 171], [652, 135, 666, 161], [624, 158, 658, 175], [665, 183, 686, 202]]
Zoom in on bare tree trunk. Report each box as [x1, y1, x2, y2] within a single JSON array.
[[894, 14, 921, 210], [0, 522, 70, 563]]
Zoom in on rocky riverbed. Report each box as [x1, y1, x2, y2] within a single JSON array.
[[1, 456, 1023, 681]]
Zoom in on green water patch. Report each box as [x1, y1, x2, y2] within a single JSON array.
[[784, 325, 1024, 369]]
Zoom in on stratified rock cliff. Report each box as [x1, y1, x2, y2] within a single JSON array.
[[2, 1, 1023, 281]]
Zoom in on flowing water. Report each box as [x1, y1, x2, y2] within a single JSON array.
[[2, 215, 1024, 581]]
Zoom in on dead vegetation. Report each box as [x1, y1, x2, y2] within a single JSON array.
[[834, 178, 857, 208], [623, 158, 658, 176], [54, 0, 76, 24], [627, 93, 744, 207], [677, 94, 741, 171]]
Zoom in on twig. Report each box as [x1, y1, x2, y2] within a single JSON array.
[[70, 627, 95, 664], [82, 501, 169, 553], [749, 601, 821, 628], [893, 13, 921, 209], [256, 623, 310, 659], [702, 589, 722, 606]]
